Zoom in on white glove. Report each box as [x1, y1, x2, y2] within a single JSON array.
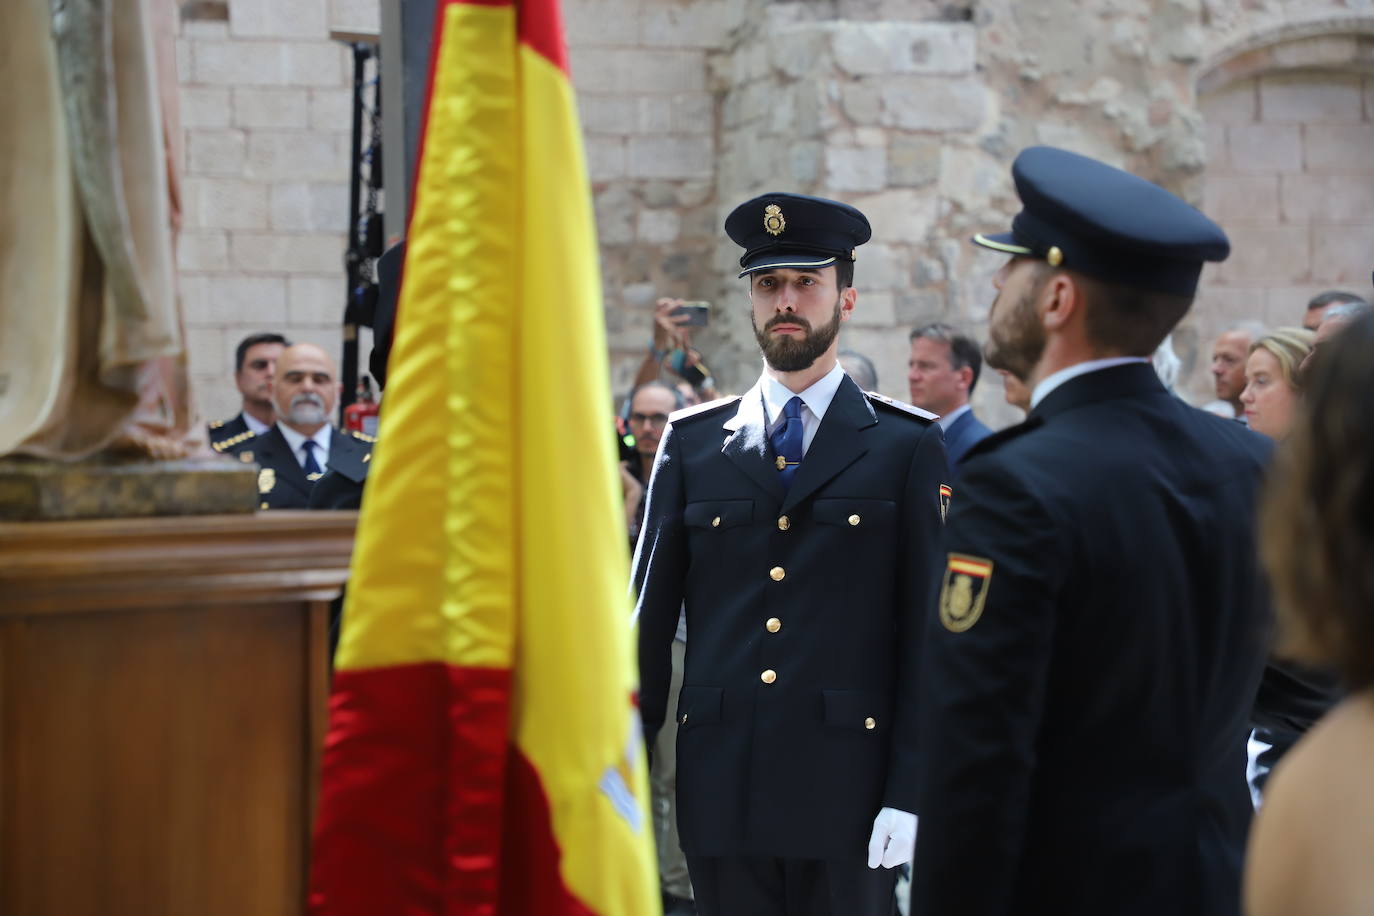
[[866, 806, 917, 869]]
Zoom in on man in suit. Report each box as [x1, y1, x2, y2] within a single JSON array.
[[209, 332, 289, 452], [909, 147, 1273, 916], [906, 322, 991, 474], [226, 342, 373, 509], [633, 192, 948, 916]]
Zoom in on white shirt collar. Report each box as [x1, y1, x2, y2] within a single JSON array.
[[760, 361, 847, 428], [275, 420, 333, 469], [1030, 357, 1149, 409], [242, 411, 271, 435], [936, 403, 972, 431]]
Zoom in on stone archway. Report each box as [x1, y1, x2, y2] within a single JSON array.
[[1183, 22, 1374, 404]]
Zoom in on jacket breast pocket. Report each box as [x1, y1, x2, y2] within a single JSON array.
[[684, 499, 753, 531], [813, 498, 896, 532]]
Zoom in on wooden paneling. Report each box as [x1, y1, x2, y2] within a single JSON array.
[[0, 511, 354, 916]]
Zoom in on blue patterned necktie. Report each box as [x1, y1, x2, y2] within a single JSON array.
[[302, 439, 322, 475], [769, 396, 805, 490]]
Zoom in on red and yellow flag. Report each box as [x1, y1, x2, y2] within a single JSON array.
[[308, 1, 659, 912]]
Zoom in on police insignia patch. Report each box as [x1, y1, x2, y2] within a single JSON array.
[[763, 203, 785, 236], [939, 484, 952, 522], [939, 553, 992, 632], [258, 468, 276, 495]]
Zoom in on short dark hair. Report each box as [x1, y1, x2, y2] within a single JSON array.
[[909, 323, 983, 392], [1306, 290, 1366, 313], [235, 333, 289, 373], [1262, 309, 1374, 689], [1072, 272, 1193, 357], [834, 259, 854, 291]]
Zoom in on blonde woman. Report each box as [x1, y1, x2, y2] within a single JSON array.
[[1239, 328, 1314, 439]]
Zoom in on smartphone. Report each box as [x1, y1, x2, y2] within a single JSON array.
[[670, 301, 711, 327]]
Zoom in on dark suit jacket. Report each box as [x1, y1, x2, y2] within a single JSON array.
[[910, 363, 1272, 916], [208, 412, 253, 452], [941, 406, 993, 473], [633, 375, 947, 858], [227, 425, 374, 509]]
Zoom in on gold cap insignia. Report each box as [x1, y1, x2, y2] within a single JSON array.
[[1047, 246, 1064, 267], [763, 204, 785, 237], [258, 468, 276, 495], [939, 484, 953, 523], [939, 553, 993, 632]]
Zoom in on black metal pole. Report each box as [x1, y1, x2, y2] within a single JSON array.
[[340, 43, 369, 423]]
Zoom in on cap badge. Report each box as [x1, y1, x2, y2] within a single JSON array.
[[1047, 246, 1064, 267], [763, 204, 786, 236]]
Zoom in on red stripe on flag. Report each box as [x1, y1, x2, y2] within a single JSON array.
[[517, 0, 570, 74], [499, 749, 601, 916], [309, 663, 511, 915]]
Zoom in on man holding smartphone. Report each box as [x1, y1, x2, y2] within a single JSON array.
[[633, 192, 948, 916]]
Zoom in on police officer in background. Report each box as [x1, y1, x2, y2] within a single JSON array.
[[634, 192, 948, 916], [909, 147, 1273, 916]]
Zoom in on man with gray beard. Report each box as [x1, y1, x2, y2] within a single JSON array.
[[225, 342, 374, 509]]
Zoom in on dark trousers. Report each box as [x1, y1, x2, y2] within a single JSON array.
[[686, 854, 897, 916]]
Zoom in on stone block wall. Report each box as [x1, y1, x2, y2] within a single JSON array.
[[174, 0, 1374, 429], [178, 0, 376, 423]]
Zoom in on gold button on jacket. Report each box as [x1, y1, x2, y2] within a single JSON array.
[[760, 669, 777, 684], [711, 516, 721, 527], [864, 717, 876, 730], [769, 566, 785, 581], [777, 515, 790, 531], [766, 617, 782, 633], [848, 514, 861, 526]]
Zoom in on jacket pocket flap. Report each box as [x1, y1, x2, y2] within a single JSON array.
[[823, 689, 887, 732], [812, 498, 896, 528], [678, 684, 723, 727], [684, 499, 753, 530]]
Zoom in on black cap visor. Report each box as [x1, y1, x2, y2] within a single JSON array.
[[738, 250, 838, 278]]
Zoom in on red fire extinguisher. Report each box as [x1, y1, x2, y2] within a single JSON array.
[[344, 374, 380, 437]]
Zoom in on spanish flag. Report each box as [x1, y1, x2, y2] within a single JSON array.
[[307, 0, 659, 912]]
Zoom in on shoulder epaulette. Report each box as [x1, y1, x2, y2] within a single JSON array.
[[349, 430, 377, 443], [865, 391, 939, 423], [669, 396, 740, 424], [212, 430, 258, 452], [963, 415, 1045, 462]]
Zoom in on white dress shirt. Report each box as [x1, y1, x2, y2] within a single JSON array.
[[243, 412, 270, 435], [1030, 357, 1149, 410], [760, 361, 847, 455], [275, 420, 333, 471], [936, 402, 971, 432]]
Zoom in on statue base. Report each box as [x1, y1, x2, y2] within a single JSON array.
[[0, 456, 258, 521]]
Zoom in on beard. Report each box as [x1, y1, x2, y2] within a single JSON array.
[[984, 284, 1047, 383], [286, 392, 327, 427], [753, 300, 843, 373]]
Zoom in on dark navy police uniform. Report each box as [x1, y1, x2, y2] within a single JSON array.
[[226, 423, 374, 510], [634, 194, 948, 916], [910, 147, 1273, 916]]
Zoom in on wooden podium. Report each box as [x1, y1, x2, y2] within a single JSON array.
[[0, 511, 356, 915]]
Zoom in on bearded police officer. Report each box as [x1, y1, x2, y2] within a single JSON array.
[[909, 147, 1273, 916], [633, 193, 948, 916]]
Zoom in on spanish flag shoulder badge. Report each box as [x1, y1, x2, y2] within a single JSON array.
[[940, 553, 993, 633]]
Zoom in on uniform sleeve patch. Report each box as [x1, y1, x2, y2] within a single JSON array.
[[939, 484, 952, 523], [940, 553, 992, 632]]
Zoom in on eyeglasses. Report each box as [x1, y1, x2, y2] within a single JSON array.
[[629, 412, 670, 428]]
